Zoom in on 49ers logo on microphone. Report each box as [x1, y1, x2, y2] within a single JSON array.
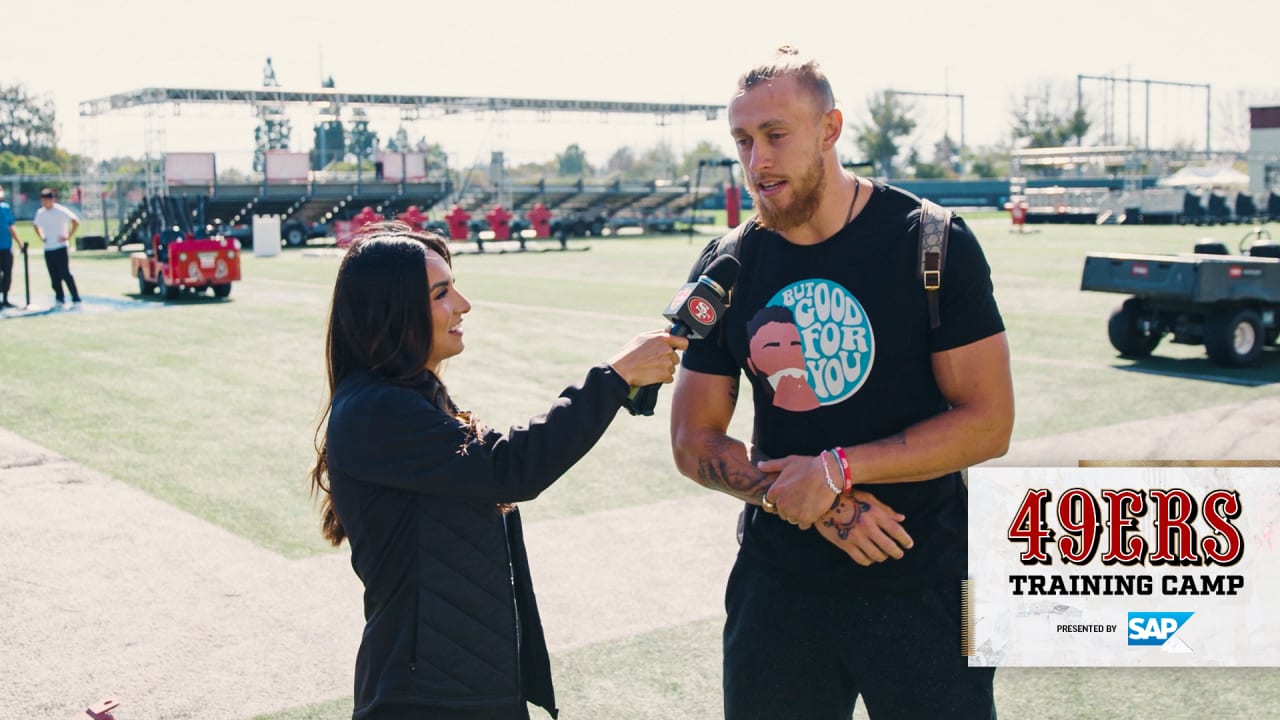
[[688, 296, 716, 325], [663, 279, 730, 339]]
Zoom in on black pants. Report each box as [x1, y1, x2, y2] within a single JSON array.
[[43, 247, 79, 303], [0, 248, 13, 298], [365, 703, 531, 720], [723, 556, 996, 720]]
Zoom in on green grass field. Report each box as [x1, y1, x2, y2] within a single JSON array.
[[4, 217, 1280, 719]]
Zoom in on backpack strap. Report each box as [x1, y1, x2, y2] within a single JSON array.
[[918, 199, 951, 330], [715, 215, 757, 262], [713, 215, 758, 307]]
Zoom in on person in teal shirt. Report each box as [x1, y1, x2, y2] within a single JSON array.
[[0, 187, 25, 308]]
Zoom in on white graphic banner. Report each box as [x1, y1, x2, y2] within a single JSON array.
[[968, 466, 1280, 667]]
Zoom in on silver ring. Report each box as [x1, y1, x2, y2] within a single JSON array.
[[761, 494, 776, 513]]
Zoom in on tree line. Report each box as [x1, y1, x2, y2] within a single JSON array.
[[0, 83, 90, 199]]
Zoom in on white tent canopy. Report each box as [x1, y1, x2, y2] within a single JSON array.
[[1157, 165, 1250, 188]]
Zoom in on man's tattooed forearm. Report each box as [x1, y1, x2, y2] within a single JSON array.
[[694, 435, 770, 500]]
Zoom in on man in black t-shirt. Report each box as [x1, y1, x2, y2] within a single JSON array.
[[670, 46, 1014, 720]]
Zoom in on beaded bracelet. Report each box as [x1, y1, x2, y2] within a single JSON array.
[[819, 450, 841, 496], [831, 446, 853, 493]]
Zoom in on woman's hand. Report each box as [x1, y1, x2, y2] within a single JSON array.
[[609, 330, 690, 387]]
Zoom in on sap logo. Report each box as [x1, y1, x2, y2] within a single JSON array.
[[1127, 612, 1194, 646]]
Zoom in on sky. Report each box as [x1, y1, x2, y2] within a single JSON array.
[[4, 0, 1279, 174]]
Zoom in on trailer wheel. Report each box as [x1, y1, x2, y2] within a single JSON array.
[[1204, 306, 1263, 367], [158, 272, 180, 300], [1107, 298, 1161, 357], [212, 283, 232, 298], [284, 224, 307, 247], [137, 269, 157, 296]]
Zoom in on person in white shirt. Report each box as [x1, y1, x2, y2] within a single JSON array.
[[31, 187, 81, 306]]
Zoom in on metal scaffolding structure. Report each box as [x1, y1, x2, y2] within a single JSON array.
[[78, 87, 725, 121], [76, 84, 727, 223], [62, 82, 731, 246], [885, 88, 966, 151], [1077, 73, 1212, 153]]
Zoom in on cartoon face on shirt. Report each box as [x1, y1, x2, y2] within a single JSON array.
[[746, 305, 820, 412], [746, 279, 876, 409]]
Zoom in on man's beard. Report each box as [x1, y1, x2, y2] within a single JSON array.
[[749, 151, 825, 232]]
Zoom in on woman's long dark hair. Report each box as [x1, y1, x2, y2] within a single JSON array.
[[310, 221, 463, 546]]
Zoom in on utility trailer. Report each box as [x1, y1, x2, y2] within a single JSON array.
[[1080, 230, 1280, 367]]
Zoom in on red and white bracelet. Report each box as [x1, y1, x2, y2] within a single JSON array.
[[831, 446, 853, 494]]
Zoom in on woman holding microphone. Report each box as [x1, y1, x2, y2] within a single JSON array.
[[310, 222, 685, 719]]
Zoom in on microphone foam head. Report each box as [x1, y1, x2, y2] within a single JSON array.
[[703, 255, 742, 294]]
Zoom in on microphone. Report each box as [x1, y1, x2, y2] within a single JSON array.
[[624, 254, 742, 416]]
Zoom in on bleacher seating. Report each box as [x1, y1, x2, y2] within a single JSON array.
[[1132, 188, 1182, 225]]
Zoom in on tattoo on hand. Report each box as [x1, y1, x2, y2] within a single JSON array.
[[823, 498, 872, 540]]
